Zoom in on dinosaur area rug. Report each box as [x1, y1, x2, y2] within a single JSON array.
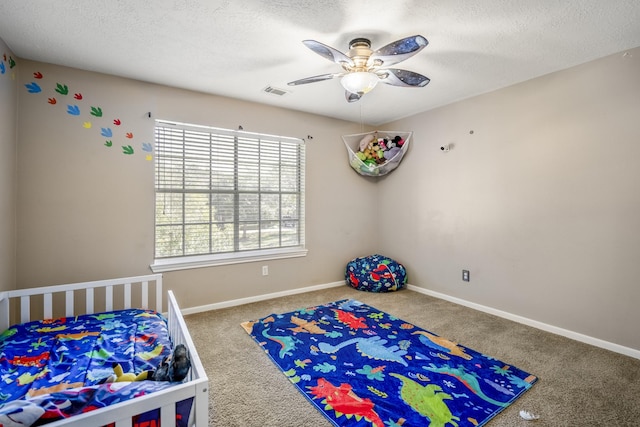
[[241, 299, 537, 427]]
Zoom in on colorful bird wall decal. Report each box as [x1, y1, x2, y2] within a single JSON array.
[[19, 64, 152, 160]]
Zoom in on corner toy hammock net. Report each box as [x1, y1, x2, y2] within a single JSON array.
[[343, 130, 412, 177]]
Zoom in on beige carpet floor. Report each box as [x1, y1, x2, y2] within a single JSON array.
[[184, 286, 640, 426]]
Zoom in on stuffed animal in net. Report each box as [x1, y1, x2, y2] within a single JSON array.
[[148, 343, 191, 382], [105, 344, 191, 383]]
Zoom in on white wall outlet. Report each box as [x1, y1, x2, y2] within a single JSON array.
[[262, 265, 269, 276]]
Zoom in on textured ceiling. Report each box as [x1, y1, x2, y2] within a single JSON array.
[[1, 0, 640, 125]]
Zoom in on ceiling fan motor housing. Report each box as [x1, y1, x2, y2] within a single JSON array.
[[347, 38, 373, 71]]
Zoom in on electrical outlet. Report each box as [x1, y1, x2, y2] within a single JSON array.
[[262, 265, 269, 276], [462, 270, 470, 282]]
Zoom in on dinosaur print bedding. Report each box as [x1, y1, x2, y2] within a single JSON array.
[[0, 309, 183, 426], [242, 299, 538, 427]]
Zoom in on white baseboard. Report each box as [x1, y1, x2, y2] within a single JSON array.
[[179, 281, 345, 315], [407, 284, 640, 360], [179, 279, 640, 360]]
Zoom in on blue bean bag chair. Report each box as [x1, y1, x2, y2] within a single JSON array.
[[345, 254, 407, 292]]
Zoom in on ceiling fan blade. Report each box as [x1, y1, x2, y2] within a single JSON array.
[[369, 35, 428, 67], [302, 40, 354, 67], [287, 73, 339, 86], [345, 91, 361, 103], [377, 68, 430, 87]]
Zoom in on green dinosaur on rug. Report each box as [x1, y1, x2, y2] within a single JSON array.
[[390, 373, 460, 427]]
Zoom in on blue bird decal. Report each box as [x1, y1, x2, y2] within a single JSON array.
[[25, 82, 42, 93], [67, 105, 81, 116]]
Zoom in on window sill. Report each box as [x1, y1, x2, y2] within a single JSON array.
[[150, 247, 308, 273]]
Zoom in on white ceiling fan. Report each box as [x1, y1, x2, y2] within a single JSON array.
[[288, 35, 430, 102]]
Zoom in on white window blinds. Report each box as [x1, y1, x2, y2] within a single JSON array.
[[154, 120, 305, 260]]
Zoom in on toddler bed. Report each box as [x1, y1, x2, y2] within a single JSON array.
[[0, 274, 208, 427]]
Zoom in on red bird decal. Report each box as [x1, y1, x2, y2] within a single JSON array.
[[74, 93, 83, 100], [33, 72, 43, 79], [113, 119, 121, 125], [48, 98, 57, 105], [126, 132, 133, 139]]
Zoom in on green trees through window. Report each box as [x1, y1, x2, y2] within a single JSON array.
[[154, 121, 305, 259]]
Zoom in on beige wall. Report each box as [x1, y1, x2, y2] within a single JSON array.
[[380, 47, 640, 351], [14, 46, 640, 352], [16, 60, 378, 308], [0, 38, 17, 292]]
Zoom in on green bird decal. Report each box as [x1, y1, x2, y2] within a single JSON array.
[[55, 83, 69, 95]]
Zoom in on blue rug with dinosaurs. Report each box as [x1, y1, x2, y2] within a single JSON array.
[[241, 299, 537, 427]]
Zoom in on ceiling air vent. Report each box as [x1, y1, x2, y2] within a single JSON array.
[[263, 86, 289, 96]]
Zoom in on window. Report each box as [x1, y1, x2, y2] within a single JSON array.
[[151, 120, 306, 272]]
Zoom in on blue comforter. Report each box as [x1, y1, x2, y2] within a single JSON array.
[[0, 309, 184, 426]]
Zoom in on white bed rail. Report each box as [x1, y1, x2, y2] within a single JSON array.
[[0, 274, 163, 331], [0, 274, 210, 427], [167, 290, 209, 426]]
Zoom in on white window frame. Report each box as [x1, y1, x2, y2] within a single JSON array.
[[150, 120, 306, 273]]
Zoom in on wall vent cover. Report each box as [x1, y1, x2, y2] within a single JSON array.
[[263, 86, 289, 96]]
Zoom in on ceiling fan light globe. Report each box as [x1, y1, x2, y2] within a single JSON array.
[[341, 72, 379, 95]]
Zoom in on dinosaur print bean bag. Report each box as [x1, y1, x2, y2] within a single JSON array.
[[346, 254, 407, 292], [0, 309, 190, 426]]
